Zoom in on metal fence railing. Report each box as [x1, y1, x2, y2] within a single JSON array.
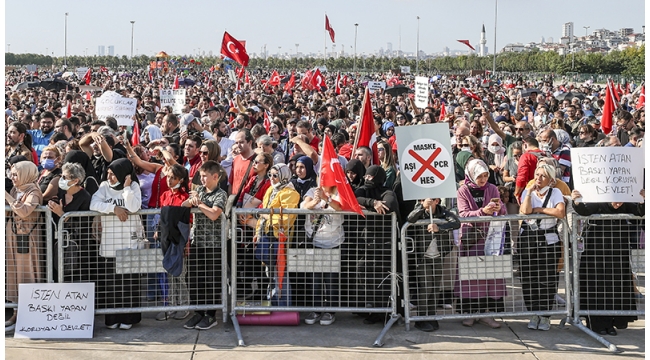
[[56, 208, 229, 324], [229, 208, 399, 346], [400, 214, 572, 332], [570, 213, 645, 353], [5, 205, 54, 310]]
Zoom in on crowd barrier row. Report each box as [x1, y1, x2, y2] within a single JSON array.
[[4, 206, 644, 351]]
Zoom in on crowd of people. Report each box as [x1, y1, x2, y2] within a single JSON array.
[[4, 66, 645, 335]]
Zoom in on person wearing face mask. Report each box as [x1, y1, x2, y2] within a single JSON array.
[[37, 145, 63, 204], [5, 161, 43, 332], [570, 188, 645, 336], [90, 158, 143, 330], [455, 159, 507, 329], [47, 163, 92, 282], [518, 164, 566, 332], [485, 134, 507, 187], [537, 129, 572, 186], [345, 159, 366, 191]]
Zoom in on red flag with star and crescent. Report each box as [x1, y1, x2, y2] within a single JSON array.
[[457, 39, 475, 51], [220, 31, 249, 67], [320, 135, 364, 217], [284, 71, 296, 93], [268, 70, 281, 86], [353, 87, 380, 165], [311, 69, 327, 91], [461, 87, 482, 102], [301, 69, 313, 90], [325, 15, 335, 43], [335, 73, 342, 95], [83, 68, 92, 85]]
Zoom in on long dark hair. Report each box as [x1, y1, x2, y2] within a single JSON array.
[[168, 164, 190, 193]]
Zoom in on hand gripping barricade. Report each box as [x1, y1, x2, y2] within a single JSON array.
[[571, 213, 645, 353], [230, 207, 399, 346], [400, 214, 572, 331], [6, 206, 54, 311], [56, 208, 229, 324]]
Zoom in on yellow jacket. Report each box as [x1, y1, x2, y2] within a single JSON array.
[[256, 185, 300, 238]]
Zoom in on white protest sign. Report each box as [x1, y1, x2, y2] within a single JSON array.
[[400, 66, 411, 74], [95, 91, 137, 126], [414, 76, 429, 109], [367, 81, 386, 93], [160, 89, 186, 115], [75, 67, 88, 80], [571, 147, 644, 203], [14, 283, 95, 339], [227, 69, 237, 82], [26, 64, 37, 73], [395, 124, 456, 200]]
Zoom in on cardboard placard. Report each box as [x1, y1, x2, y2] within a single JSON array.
[[14, 283, 95, 339], [414, 76, 429, 109], [159, 89, 186, 115], [367, 81, 386, 93], [571, 147, 644, 203], [95, 91, 137, 126]]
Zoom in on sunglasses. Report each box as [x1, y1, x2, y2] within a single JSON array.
[[514, 128, 525, 132], [578, 131, 586, 135], [268, 173, 279, 179]]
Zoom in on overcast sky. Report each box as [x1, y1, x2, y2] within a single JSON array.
[[4, 0, 646, 57]]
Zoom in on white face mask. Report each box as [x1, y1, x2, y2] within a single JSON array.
[[488, 145, 501, 153], [170, 182, 181, 190], [461, 147, 471, 153], [538, 186, 550, 194], [540, 142, 552, 153], [504, 130, 512, 136], [58, 177, 76, 191], [109, 181, 121, 189]]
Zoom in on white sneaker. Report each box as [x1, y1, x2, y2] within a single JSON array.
[[106, 323, 119, 329], [119, 323, 133, 330], [304, 312, 322, 325], [320, 313, 335, 326], [537, 317, 551, 331], [527, 315, 540, 330]]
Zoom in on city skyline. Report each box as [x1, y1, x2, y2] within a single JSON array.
[[5, 0, 645, 58]]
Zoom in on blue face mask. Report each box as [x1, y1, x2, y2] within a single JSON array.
[[41, 159, 56, 170]]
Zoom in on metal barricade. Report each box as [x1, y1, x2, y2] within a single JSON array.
[[571, 213, 645, 353], [230, 208, 399, 346], [56, 208, 229, 324], [401, 214, 572, 331], [5, 205, 54, 310]]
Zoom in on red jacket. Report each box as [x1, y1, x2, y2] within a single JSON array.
[[183, 155, 203, 183], [516, 149, 544, 189]]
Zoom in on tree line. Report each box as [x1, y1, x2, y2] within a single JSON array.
[[5, 46, 644, 77]]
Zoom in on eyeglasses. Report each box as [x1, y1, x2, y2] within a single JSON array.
[[461, 143, 470, 146], [578, 131, 586, 135], [268, 173, 279, 179]]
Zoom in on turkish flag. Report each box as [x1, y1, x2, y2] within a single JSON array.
[[325, 15, 335, 43], [320, 135, 364, 216], [66, 100, 72, 119], [268, 70, 281, 86], [354, 87, 380, 165], [608, 80, 620, 103], [456, 39, 475, 51], [236, 66, 245, 79], [439, 102, 446, 121], [209, 65, 215, 72], [284, 71, 296, 92], [245, 71, 250, 85], [131, 118, 140, 146], [173, 74, 179, 89], [83, 68, 92, 85], [335, 73, 342, 95], [220, 31, 249, 67], [461, 87, 481, 102], [311, 69, 327, 91], [601, 83, 616, 135], [148, 70, 153, 83], [263, 111, 271, 132], [636, 86, 645, 109], [342, 75, 349, 87], [85, 91, 91, 101], [301, 70, 313, 90], [99, 66, 108, 73]]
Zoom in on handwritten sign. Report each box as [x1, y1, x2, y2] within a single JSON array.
[[160, 89, 186, 115], [75, 67, 88, 80], [95, 91, 137, 126], [571, 147, 644, 203], [14, 283, 95, 339], [414, 76, 429, 109], [395, 124, 457, 200], [400, 66, 411, 74], [367, 81, 386, 93]]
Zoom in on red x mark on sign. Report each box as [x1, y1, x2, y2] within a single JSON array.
[[408, 148, 446, 182]]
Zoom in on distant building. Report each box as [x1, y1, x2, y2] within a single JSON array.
[[562, 22, 574, 43], [547, 36, 554, 43], [108, 45, 115, 56], [619, 28, 634, 37], [502, 43, 526, 53], [479, 24, 488, 56], [98, 45, 105, 56]]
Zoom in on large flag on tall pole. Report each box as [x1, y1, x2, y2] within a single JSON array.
[[456, 39, 475, 51], [220, 31, 249, 67], [320, 135, 364, 217], [325, 15, 335, 43], [353, 87, 380, 165]]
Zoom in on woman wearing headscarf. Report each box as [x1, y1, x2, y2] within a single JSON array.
[[485, 134, 507, 187], [345, 159, 365, 191], [353, 165, 400, 324], [290, 156, 317, 202], [570, 188, 644, 336], [90, 158, 143, 330], [455, 159, 507, 329], [553, 129, 572, 149], [254, 164, 300, 306], [64, 150, 99, 195], [5, 161, 44, 329], [141, 124, 163, 145], [518, 163, 566, 331]]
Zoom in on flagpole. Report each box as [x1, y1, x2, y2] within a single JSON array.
[[324, 13, 327, 66]]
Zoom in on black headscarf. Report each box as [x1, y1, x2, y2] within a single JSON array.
[[106, 158, 139, 191], [357, 165, 387, 200], [345, 159, 366, 190], [64, 150, 98, 180], [290, 156, 317, 201]]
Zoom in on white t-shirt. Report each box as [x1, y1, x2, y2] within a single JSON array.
[[301, 188, 345, 249], [520, 187, 564, 244]]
